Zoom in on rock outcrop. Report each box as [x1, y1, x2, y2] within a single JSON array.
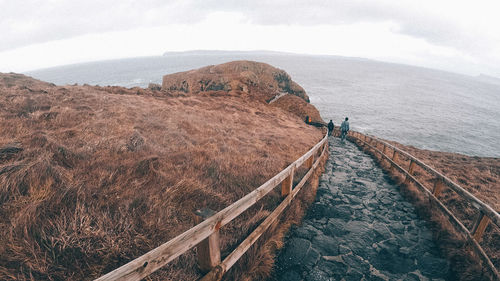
[[162, 61, 323, 124], [162, 60, 309, 102]]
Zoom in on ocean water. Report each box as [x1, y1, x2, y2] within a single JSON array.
[[27, 52, 500, 157]]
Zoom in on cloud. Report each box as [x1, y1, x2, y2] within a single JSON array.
[[1, 0, 500, 75], [0, 0, 206, 51], [1, 0, 497, 52], [197, 0, 499, 56], [2, 0, 499, 55], [0, 16, 477, 75]]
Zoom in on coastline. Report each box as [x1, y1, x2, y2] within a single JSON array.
[[1, 61, 498, 280]]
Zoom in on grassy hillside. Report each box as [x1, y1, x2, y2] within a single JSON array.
[[0, 62, 325, 280]]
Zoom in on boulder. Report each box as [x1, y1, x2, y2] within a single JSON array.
[[417, 252, 450, 278], [311, 234, 340, 256], [279, 238, 312, 269]]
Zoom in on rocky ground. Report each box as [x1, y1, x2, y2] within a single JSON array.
[[272, 137, 451, 281]]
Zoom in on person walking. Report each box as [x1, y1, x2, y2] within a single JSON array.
[[340, 117, 349, 141], [328, 120, 334, 136]]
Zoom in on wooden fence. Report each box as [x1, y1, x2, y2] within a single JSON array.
[[349, 131, 500, 280], [95, 131, 329, 281]]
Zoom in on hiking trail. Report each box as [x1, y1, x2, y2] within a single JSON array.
[[272, 137, 451, 281]]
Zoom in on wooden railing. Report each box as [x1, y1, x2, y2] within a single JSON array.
[[95, 131, 329, 281], [349, 131, 500, 280]]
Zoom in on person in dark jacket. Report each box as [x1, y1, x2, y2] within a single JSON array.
[[328, 120, 334, 136]]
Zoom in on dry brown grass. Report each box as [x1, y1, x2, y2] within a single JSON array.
[[223, 148, 327, 281], [385, 141, 499, 212], [360, 138, 500, 280], [0, 69, 324, 280]]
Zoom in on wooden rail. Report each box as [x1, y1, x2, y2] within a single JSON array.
[[349, 131, 500, 280], [95, 131, 329, 281]]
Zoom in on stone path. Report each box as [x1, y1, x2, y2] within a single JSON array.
[[271, 138, 451, 281]]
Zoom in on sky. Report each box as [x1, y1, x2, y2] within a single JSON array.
[[1, 0, 500, 77]]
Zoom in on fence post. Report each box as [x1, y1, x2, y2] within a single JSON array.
[[382, 145, 389, 164], [194, 208, 221, 273], [306, 155, 314, 170], [471, 212, 490, 242], [390, 150, 399, 172], [432, 178, 445, 197], [392, 150, 399, 161], [360, 134, 366, 147], [281, 166, 295, 197], [408, 160, 416, 174], [404, 160, 416, 185]]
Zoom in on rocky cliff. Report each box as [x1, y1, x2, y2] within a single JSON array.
[[162, 60, 323, 124]]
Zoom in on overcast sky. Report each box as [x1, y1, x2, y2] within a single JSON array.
[[1, 0, 500, 76]]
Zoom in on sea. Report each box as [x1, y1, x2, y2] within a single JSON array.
[[26, 51, 500, 158]]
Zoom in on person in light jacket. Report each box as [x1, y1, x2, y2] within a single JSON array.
[[340, 117, 349, 140]]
